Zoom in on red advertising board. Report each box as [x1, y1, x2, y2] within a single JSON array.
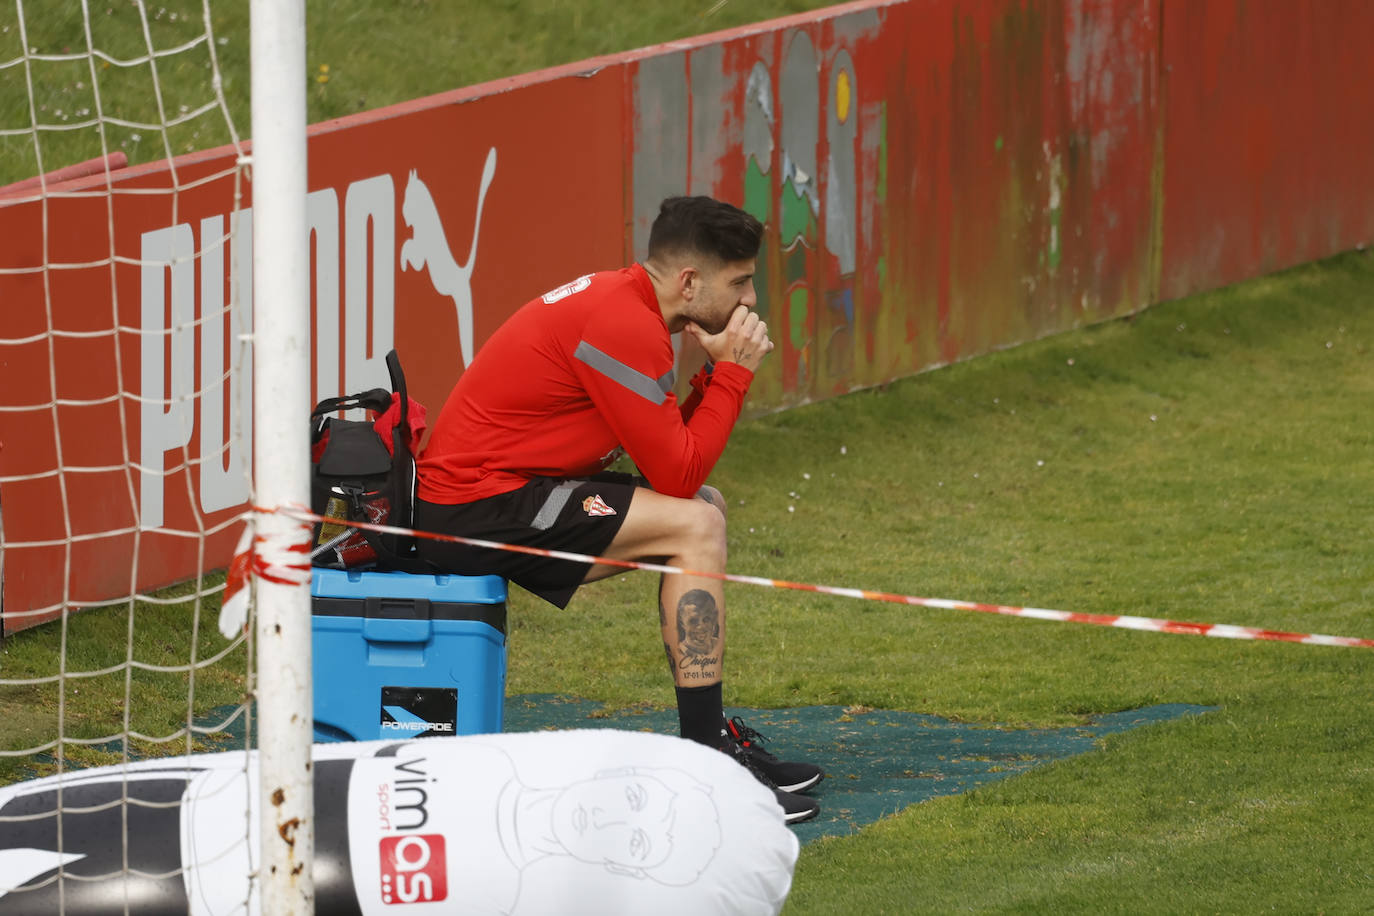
[[1, 62, 629, 630]]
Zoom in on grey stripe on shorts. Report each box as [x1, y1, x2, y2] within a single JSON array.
[[530, 479, 582, 530]]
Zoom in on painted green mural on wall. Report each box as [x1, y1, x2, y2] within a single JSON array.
[[737, 35, 863, 408]]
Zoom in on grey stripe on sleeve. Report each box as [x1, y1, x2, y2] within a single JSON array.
[[530, 480, 582, 531], [574, 340, 668, 405]]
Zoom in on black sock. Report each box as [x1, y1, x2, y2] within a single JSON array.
[[675, 681, 725, 747]]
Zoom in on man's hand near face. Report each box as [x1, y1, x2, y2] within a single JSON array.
[[684, 305, 774, 373]]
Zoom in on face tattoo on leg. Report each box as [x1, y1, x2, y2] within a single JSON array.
[[675, 588, 721, 680]]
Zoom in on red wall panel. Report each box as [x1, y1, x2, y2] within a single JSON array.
[[1159, 0, 1374, 299]]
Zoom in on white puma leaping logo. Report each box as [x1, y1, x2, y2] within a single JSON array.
[[400, 146, 497, 368]]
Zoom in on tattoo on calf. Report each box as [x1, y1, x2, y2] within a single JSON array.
[[674, 588, 721, 681]]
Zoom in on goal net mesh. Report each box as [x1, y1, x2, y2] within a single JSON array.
[[1, 1, 266, 910]]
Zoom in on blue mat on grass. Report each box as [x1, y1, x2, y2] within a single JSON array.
[[503, 695, 1216, 844]]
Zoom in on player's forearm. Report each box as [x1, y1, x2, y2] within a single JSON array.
[[634, 362, 753, 497]]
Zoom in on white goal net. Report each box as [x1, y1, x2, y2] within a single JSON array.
[[0, 1, 312, 911]]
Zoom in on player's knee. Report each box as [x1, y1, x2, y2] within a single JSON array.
[[696, 484, 727, 519], [681, 497, 727, 565]]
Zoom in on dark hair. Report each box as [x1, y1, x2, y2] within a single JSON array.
[[647, 196, 763, 266]]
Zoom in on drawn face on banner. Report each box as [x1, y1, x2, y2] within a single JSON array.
[[551, 773, 677, 870], [549, 767, 722, 885]]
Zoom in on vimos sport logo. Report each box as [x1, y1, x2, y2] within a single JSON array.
[[379, 834, 449, 905]]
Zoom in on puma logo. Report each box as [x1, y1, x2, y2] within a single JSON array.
[[400, 147, 497, 368]]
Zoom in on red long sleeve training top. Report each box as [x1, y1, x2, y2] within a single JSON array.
[[417, 263, 754, 504]]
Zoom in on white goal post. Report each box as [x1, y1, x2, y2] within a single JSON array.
[[248, 0, 315, 911]]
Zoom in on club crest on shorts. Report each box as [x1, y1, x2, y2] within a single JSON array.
[[582, 494, 616, 517]]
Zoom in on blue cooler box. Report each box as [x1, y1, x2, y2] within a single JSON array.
[[311, 569, 507, 742]]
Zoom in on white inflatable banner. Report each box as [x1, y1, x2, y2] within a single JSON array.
[[0, 729, 799, 915]]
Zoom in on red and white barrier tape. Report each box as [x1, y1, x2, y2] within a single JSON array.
[[219, 509, 314, 638], [275, 507, 1374, 650]]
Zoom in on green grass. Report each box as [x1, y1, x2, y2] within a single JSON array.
[[0, 575, 247, 783]]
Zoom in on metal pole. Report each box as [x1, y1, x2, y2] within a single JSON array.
[[249, 0, 314, 911]]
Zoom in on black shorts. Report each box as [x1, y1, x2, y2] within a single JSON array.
[[414, 471, 640, 609]]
